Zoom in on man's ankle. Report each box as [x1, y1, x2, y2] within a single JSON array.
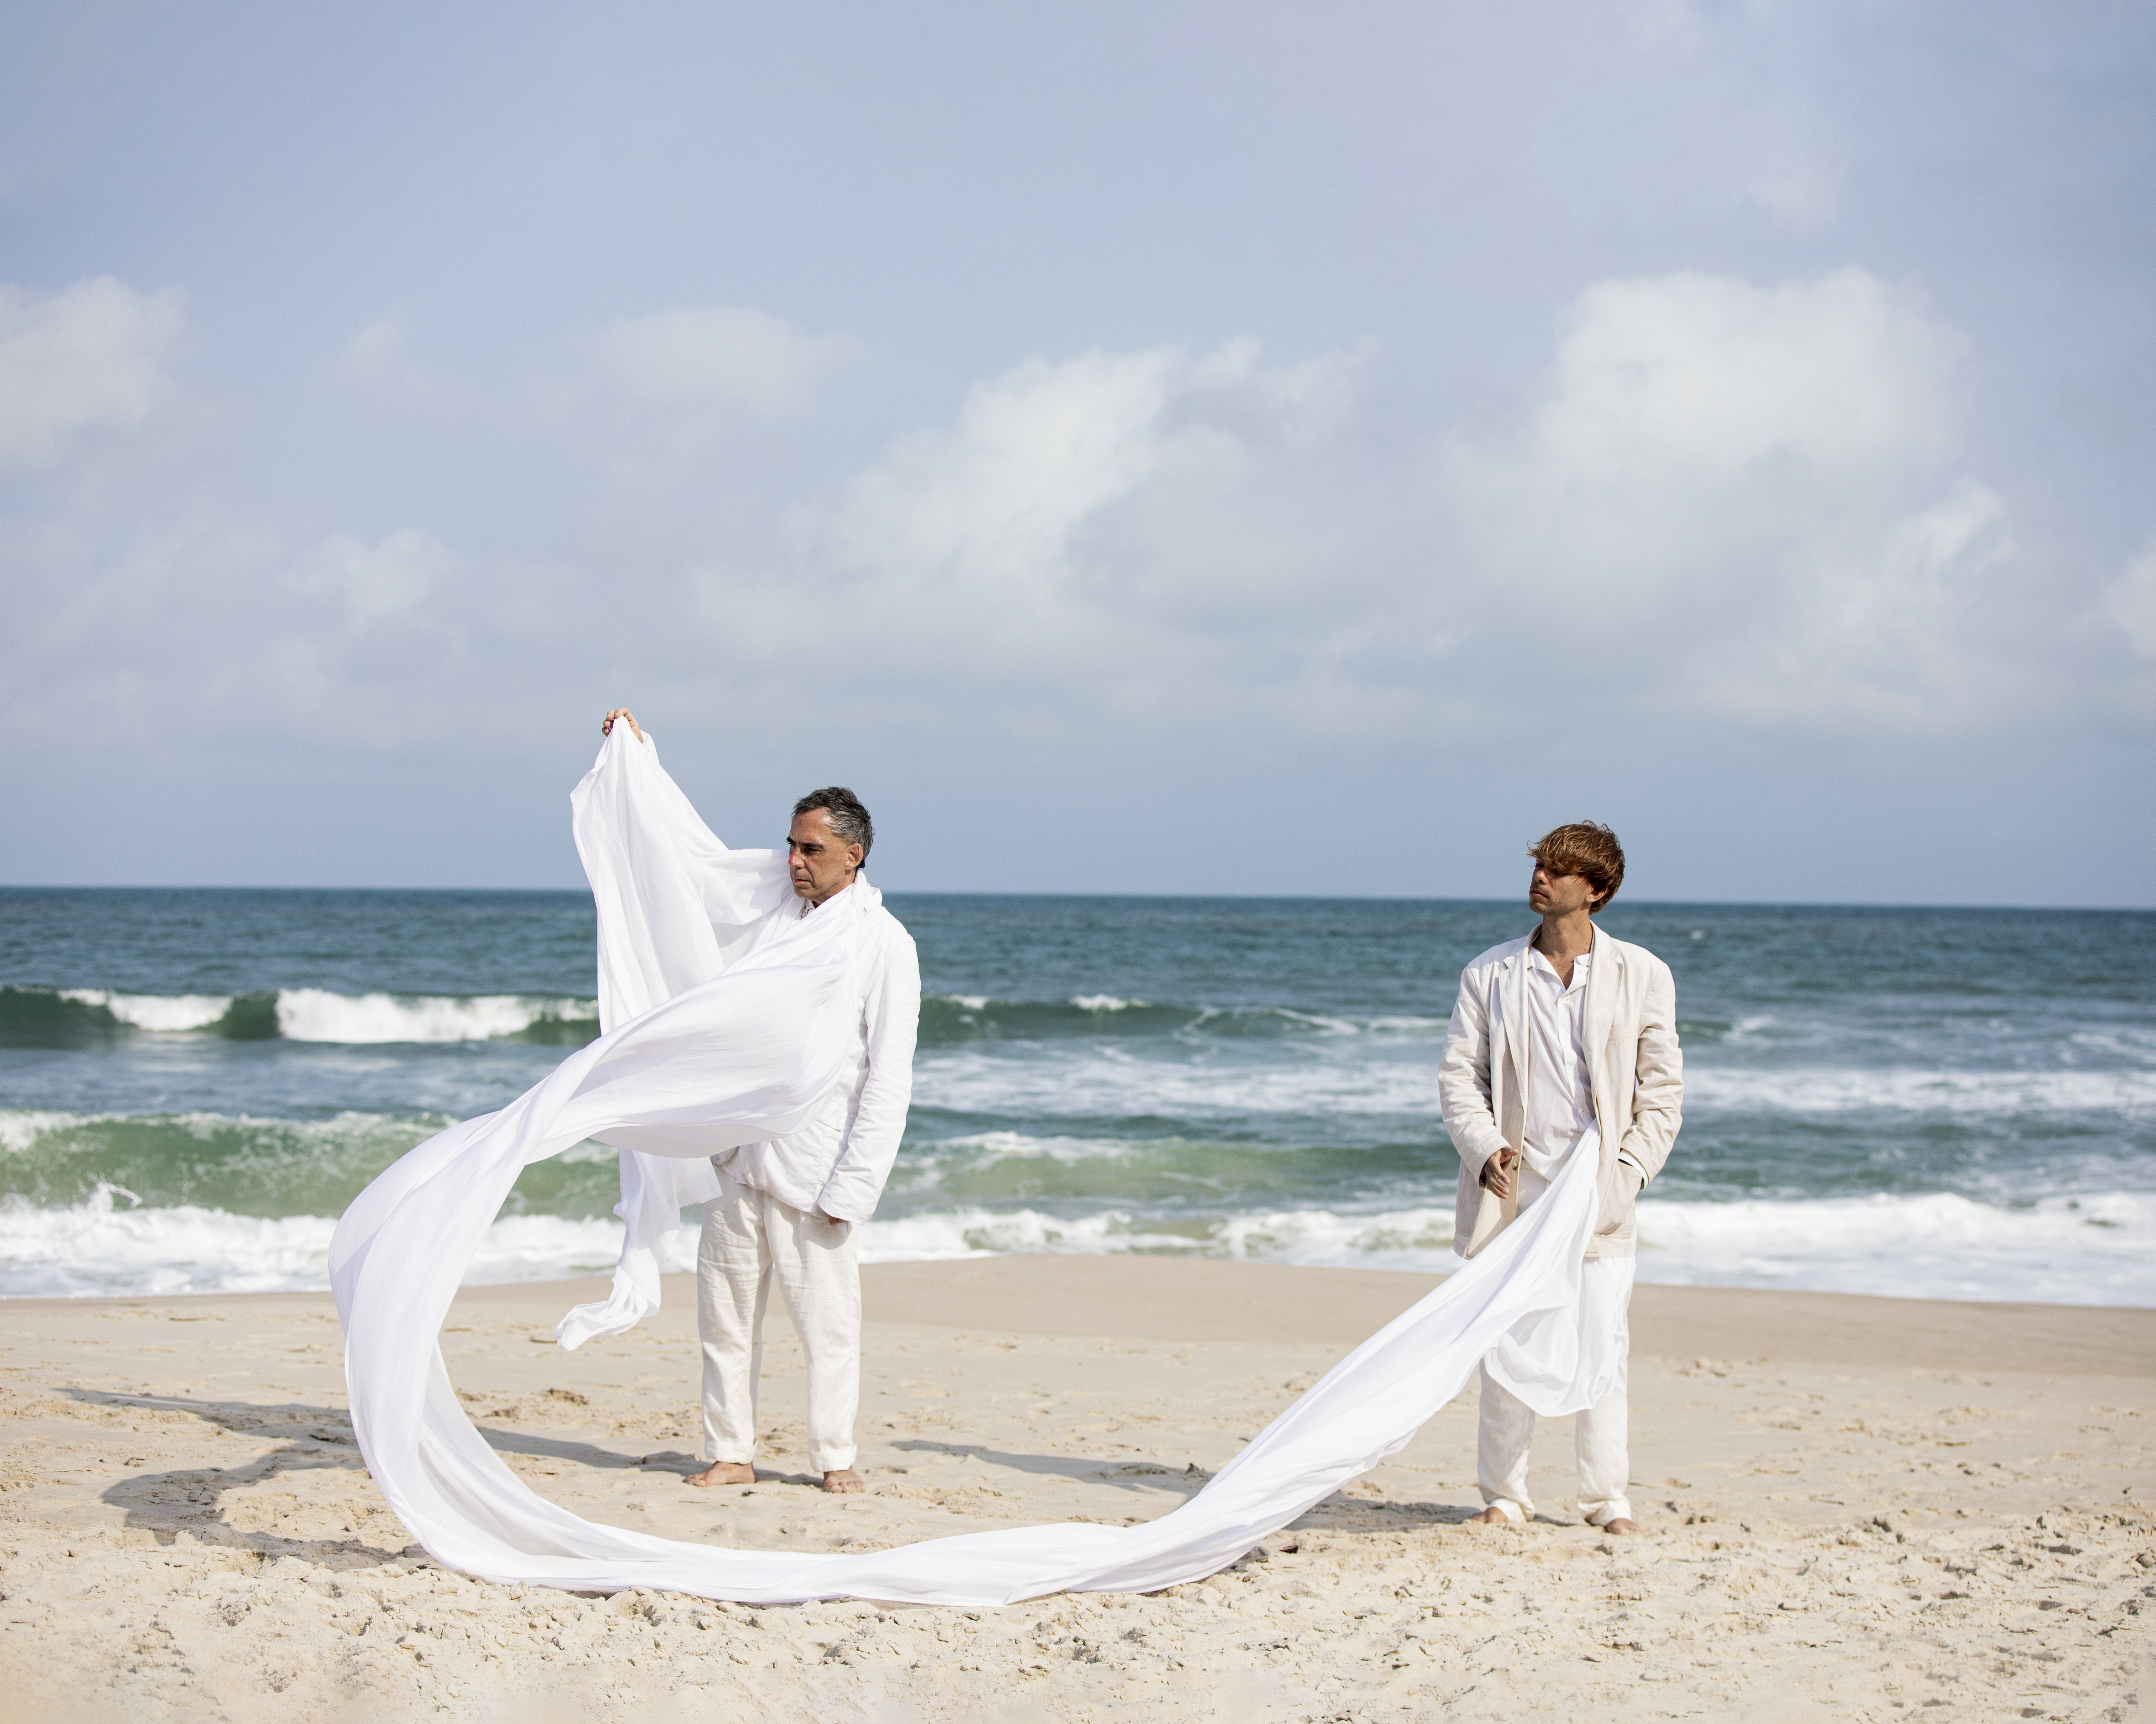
[[685, 1460, 756, 1487]]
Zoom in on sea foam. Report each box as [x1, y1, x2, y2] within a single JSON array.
[[3, 1186, 2148, 1305], [57, 989, 234, 1031], [1684, 1065, 2156, 1116], [0, 1185, 636, 1299], [273, 989, 597, 1043], [858, 1193, 2156, 1307], [911, 1045, 2156, 1125]]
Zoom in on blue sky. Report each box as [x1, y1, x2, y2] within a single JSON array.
[[2, 1, 2152, 903]]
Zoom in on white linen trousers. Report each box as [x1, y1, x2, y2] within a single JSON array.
[[1476, 1251, 1635, 1526], [697, 1166, 862, 1474]]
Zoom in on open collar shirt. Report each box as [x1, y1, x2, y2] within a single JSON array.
[[1519, 944, 1597, 1182]]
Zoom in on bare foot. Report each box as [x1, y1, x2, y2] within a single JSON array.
[[1599, 1517, 1638, 1536], [684, 1461, 755, 1488], [822, 1468, 866, 1494], [1468, 1506, 1513, 1526]]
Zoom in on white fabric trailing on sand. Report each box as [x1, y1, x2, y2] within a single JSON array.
[[330, 726, 1605, 1606]]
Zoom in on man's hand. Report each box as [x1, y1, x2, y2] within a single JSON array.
[[1479, 1147, 1519, 1200], [600, 708, 645, 742]]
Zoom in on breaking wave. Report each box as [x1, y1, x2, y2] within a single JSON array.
[[0, 984, 599, 1046], [6, 1181, 2149, 1306], [0, 1183, 636, 1299], [858, 1190, 2156, 1306]]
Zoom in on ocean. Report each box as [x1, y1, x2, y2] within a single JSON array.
[[2, 887, 2150, 1306]]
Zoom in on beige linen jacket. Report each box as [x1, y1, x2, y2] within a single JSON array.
[[1437, 925, 1683, 1260]]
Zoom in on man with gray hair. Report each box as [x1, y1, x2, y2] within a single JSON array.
[[598, 712, 921, 1495], [693, 783, 921, 1494]]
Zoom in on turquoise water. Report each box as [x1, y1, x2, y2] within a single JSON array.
[[2, 887, 2151, 1303]]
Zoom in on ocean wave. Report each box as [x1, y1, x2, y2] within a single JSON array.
[[0, 984, 598, 1046], [0, 1184, 641, 1299], [911, 1130, 1156, 1166], [913, 1045, 1439, 1121], [860, 1189, 2156, 1306], [1685, 1065, 2156, 1116], [273, 989, 597, 1043], [863, 1191, 2156, 1306], [4, 1181, 2150, 1306], [0, 1109, 93, 1154], [863, 1202, 1460, 1268], [916, 993, 1446, 1049], [58, 988, 235, 1031], [0, 1109, 623, 1223], [913, 1043, 2154, 1127], [1635, 1189, 2156, 1306]]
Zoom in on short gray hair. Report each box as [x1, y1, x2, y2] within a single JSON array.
[[793, 786, 873, 859]]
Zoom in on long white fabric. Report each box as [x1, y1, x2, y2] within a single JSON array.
[[329, 726, 1614, 1606], [1478, 1127, 1625, 1415], [552, 725, 814, 1350]]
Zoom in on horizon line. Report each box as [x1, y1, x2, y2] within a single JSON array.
[[0, 882, 2150, 916]]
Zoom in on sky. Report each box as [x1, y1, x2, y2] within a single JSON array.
[[1, 0, 2152, 905]]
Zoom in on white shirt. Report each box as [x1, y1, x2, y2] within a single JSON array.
[[716, 885, 922, 1223], [1520, 945, 1597, 1182]]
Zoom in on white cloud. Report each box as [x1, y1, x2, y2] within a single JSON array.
[[801, 342, 1365, 695], [0, 271, 2128, 885], [1745, 159, 1844, 230], [2105, 539, 2156, 659], [0, 277, 184, 468], [335, 312, 435, 396], [835, 346, 1192, 583], [1682, 478, 2017, 732], [664, 279, 2076, 753], [1440, 267, 2032, 733], [292, 529, 457, 625], [1526, 268, 1960, 486], [595, 305, 836, 415]]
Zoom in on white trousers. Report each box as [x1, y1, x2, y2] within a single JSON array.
[[696, 1167, 861, 1474], [1476, 1254, 1634, 1526]]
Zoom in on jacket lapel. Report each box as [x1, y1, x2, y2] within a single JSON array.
[[1499, 937, 1530, 1130], [1584, 925, 1620, 1128]]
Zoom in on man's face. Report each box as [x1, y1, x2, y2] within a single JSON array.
[[787, 808, 864, 905], [1528, 859, 1603, 918]]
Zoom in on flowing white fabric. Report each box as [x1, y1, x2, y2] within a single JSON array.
[[1481, 1127, 1627, 1415], [329, 726, 1615, 1606], [554, 727, 804, 1350]]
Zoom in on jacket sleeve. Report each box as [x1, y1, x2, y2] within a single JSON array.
[[1615, 956, 1683, 1184], [1437, 963, 1508, 1177], [815, 928, 922, 1224]]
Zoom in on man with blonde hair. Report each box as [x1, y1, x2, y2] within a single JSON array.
[[1438, 822, 1683, 1535]]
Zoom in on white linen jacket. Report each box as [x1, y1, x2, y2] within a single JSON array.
[[717, 886, 921, 1224], [1437, 925, 1683, 1261]]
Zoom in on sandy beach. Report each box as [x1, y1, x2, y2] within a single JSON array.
[[2, 1258, 2150, 1721]]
